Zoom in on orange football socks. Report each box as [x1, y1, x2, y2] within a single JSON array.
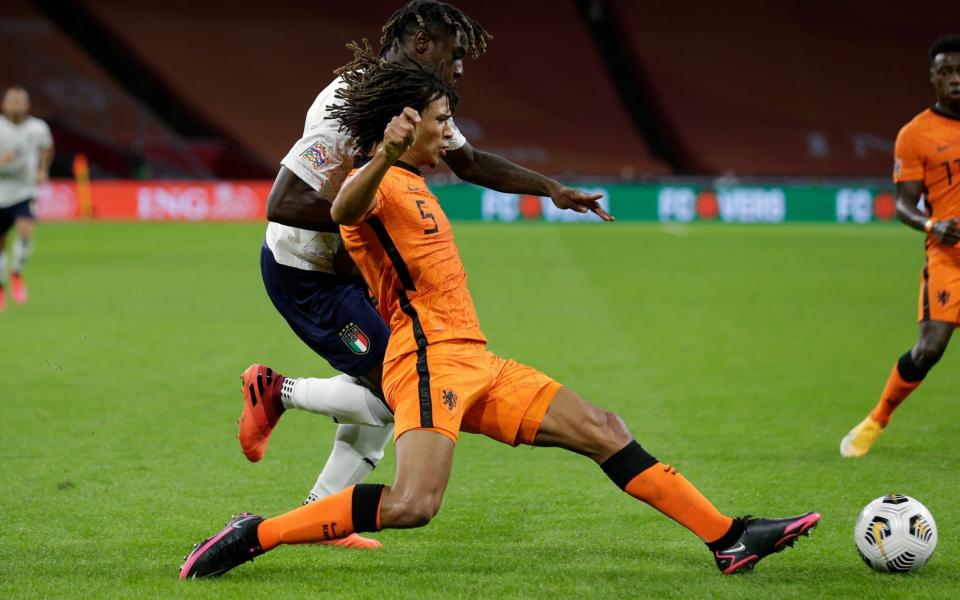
[[601, 441, 732, 543], [257, 486, 358, 550], [257, 483, 384, 551], [624, 462, 733, 543], [870, 360, 923, 427]]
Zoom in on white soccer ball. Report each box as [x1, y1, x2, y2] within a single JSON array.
[[854, 494, 937, 572]]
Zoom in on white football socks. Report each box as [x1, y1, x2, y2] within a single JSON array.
[[0, 250, 7, 283], [12, 236, 32, 273], [281, 374, 393, 427], [304, 423, 394, 504]]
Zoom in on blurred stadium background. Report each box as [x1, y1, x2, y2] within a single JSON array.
[[3, 0, 956, 222]]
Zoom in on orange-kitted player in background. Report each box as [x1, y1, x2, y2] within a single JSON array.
[[842, 34, 960, 457]]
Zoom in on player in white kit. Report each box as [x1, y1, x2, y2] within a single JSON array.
[[0, 86, 53, 311], [235, 1, 611, 550]]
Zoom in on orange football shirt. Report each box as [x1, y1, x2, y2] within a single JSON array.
[[894, 107, 960, 220], [339, 163, 486, 364]]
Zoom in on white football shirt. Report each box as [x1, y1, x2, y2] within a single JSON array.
[[268, 76, 467, 273], [0, 115, 53, 208]]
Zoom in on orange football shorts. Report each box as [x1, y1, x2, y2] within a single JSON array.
[[918, 248, 960, 324], [383, 340, 561, 445]]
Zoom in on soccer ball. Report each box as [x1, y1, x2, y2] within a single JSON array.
[[854, 494, 937, 572]]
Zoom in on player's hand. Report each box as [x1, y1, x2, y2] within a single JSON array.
[[382, 108, 420, 161], [930, 219, 960, 245], [36, 169, 49, 185], [547, 183, 614, 222]]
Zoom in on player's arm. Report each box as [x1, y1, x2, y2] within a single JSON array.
[[895, 180, 960, 245], [37, 142, 53, 185], [332, 108, 419, 225], [264, 166, 339, 232], [444, 141, 613, 221]]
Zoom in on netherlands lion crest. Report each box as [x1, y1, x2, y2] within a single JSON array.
[[937, 290, 950, 307], [442, 389, 458, 411]]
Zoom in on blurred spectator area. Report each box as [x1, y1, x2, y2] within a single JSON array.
[[65, 0, 667, 180], [2, 0, 956, 179], [1, 0, 213, 177], [605, 0, 956, 177]]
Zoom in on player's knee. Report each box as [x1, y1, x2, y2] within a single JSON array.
[[580, 408, 631, 460], [914, 338, 947, 368], [913, 347, 943, 369], [600, 410, 632, 449], [339, 423, 392, 463], [14, 219, 33, 238], [363, 448, 385, 466], [393, 495, 442, 527]]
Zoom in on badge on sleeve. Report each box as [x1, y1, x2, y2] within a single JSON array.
[[300, 142, 330, 171]]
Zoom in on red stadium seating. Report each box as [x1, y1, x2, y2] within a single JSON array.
[[0, 0, 207, 177], [12, 0, 955, 179], [77, 0, 668, 178], [608, 0, 954, 176]]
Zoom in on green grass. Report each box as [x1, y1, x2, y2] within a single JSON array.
[[2, 221, 959, 598]]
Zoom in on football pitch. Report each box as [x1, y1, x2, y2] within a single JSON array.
[[3, 221, 959, 599]]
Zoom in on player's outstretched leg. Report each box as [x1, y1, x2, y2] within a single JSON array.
[[180, 513, 265, 579], [179, 483, 383, 579], [711, 513, 820, 574], [181, 430, 453, 578], [238, 365, 392, 462], [238, 364, 286, 462], [284, 373, 392, 427], [533, 387, 820, 574]]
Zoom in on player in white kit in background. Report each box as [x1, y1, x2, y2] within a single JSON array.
[[237, 1, 611, 550], [0, 86, 53, 311]]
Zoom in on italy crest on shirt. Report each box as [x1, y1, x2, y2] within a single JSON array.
[[340, 322, 370, 354]]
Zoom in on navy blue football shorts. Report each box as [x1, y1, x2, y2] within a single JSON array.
[[0, 198, 35, 237], [260, 243, 388, 377]]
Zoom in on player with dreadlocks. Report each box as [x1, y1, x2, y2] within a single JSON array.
[[331, 43, 460, 155], [229, 0, 611, 553], [181, 53, 820, 581], [379, 0, 488, 58]]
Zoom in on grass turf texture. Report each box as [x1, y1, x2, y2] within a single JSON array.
[[2, 221, 959, 599]]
